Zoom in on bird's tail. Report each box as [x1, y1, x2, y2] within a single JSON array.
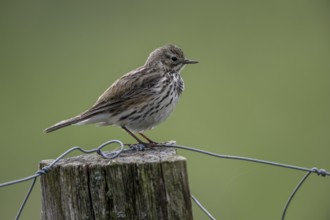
[[44, 116, 82, 133]]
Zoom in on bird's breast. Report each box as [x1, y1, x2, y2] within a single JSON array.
[[120, 74, 183, 132]]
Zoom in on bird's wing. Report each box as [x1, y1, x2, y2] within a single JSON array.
[[78, 66, 161, 118]]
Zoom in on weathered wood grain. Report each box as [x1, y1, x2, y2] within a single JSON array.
[[40, 147, 193, 220]]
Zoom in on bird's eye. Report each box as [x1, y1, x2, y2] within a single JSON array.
[[171, 56, 178, 62]]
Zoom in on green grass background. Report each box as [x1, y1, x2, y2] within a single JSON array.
[[1, 1, 330, 219]]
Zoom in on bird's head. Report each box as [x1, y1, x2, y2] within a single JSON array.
[[145, 44, 198, 72]]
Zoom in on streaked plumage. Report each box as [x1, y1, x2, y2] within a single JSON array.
[[44, 44, 197, 143]]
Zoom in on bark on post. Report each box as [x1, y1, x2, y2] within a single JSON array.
[[40, 147, 193, 220]]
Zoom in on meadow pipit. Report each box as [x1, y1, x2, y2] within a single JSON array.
[[44, 44, 198, 145]]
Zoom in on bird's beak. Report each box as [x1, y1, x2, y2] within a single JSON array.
[[183, 59, 198, 64]]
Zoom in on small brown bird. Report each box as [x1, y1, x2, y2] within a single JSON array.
[[44, 44, 197, 144]]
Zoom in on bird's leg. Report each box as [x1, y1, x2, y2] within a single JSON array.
[[122, 126, 144, 143], [122, 126, 149, 150], [139, 133, 158, 144]]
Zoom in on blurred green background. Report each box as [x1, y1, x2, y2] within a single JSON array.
[[1, 1, 329, 219]]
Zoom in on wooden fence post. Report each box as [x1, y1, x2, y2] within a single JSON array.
[[40, 147, 193, 220]]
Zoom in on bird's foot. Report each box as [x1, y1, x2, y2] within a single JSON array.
[[126, 140, 176, 151], [126, 143, 148, 151], [155, 140, 176, 146]]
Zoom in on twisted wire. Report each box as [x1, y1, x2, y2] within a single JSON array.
[[1, 140, 124, 220]]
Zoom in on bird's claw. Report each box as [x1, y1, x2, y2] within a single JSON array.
[[129, 143, 146, 151]]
